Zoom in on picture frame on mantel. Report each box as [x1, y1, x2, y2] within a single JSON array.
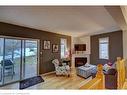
[[52, 44, 59, 53], [43, 40, 51, 50]]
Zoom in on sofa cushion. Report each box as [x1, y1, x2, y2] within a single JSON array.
[[107, 68, 117, 75]]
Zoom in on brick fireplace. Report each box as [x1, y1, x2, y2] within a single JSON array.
[[75, 57, 87, 67]]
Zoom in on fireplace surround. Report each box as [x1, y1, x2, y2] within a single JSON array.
[[75, 57, 87, 67]]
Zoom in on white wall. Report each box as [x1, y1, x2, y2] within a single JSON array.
[[123, 30, 127, 78], [71, 37, 76, 68], [79, 36, 91, 54], [120, 7, 127, 78], [123, 30, 127, 59], [71, 36, 91, 68]]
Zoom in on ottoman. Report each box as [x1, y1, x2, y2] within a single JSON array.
[[91, 69, 97, 79], [76, 65, 96, 78]]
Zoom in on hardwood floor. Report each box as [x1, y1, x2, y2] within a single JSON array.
[[0, 69, 92, 89]]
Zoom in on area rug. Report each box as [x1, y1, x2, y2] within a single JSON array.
[[19, 76, 44, 89]]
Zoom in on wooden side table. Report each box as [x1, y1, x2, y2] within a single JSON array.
[[62, 60, 71, 67]]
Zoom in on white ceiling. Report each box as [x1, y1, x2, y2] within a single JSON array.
[[0, 6, 120, 37], [121, 6, 127, 28]]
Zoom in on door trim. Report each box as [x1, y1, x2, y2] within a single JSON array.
[[22, 39, 39, 79]]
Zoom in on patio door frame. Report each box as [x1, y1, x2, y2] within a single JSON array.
[[0, 35, 40, 86], [22, 39, 40, 80]]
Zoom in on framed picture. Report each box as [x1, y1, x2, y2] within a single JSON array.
[[52, 44, 59, 53], [43, 40, 50, 49]]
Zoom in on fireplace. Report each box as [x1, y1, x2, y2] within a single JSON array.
[[75, 57, 87, 67]]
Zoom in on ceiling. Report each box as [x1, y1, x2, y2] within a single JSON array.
[[121, 6, 127, 28], [0, 6, 121, 37]]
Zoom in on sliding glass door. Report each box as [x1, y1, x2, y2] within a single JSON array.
[[0, 38, 4, 85], [4, 39, 21, 84], [0, 37, 39, 86], [23, 40, 38, 79]]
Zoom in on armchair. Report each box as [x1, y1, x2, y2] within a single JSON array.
[[52, 59, 70, 77]]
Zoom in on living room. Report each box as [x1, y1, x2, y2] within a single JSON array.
[[0, 6, 127, 90]]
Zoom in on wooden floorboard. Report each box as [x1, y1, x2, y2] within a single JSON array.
[[0, 69, 92, 89]]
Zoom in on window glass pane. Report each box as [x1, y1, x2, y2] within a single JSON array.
[[99, 37, 109, 43], [99, 37, 109, 59], [60, 38, 67, 58], [61, 45, 65, 58], [0, 38, 3, 85]]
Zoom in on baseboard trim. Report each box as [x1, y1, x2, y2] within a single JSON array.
[[42, 71, 55, 76]]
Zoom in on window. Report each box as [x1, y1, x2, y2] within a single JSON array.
[[99, 37, 109, 59], [61, 38, 67, 58]]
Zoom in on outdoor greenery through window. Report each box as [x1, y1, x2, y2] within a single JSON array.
[[99, 37, 109, 59], [61, 38, 67, 58]]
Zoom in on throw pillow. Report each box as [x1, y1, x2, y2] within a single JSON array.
[[107, 61, 113, 66], [103, 64, 111, 72], [111, 62, 116, 69]]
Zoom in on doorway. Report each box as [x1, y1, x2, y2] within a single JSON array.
[[0, 36, 39, 86]]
